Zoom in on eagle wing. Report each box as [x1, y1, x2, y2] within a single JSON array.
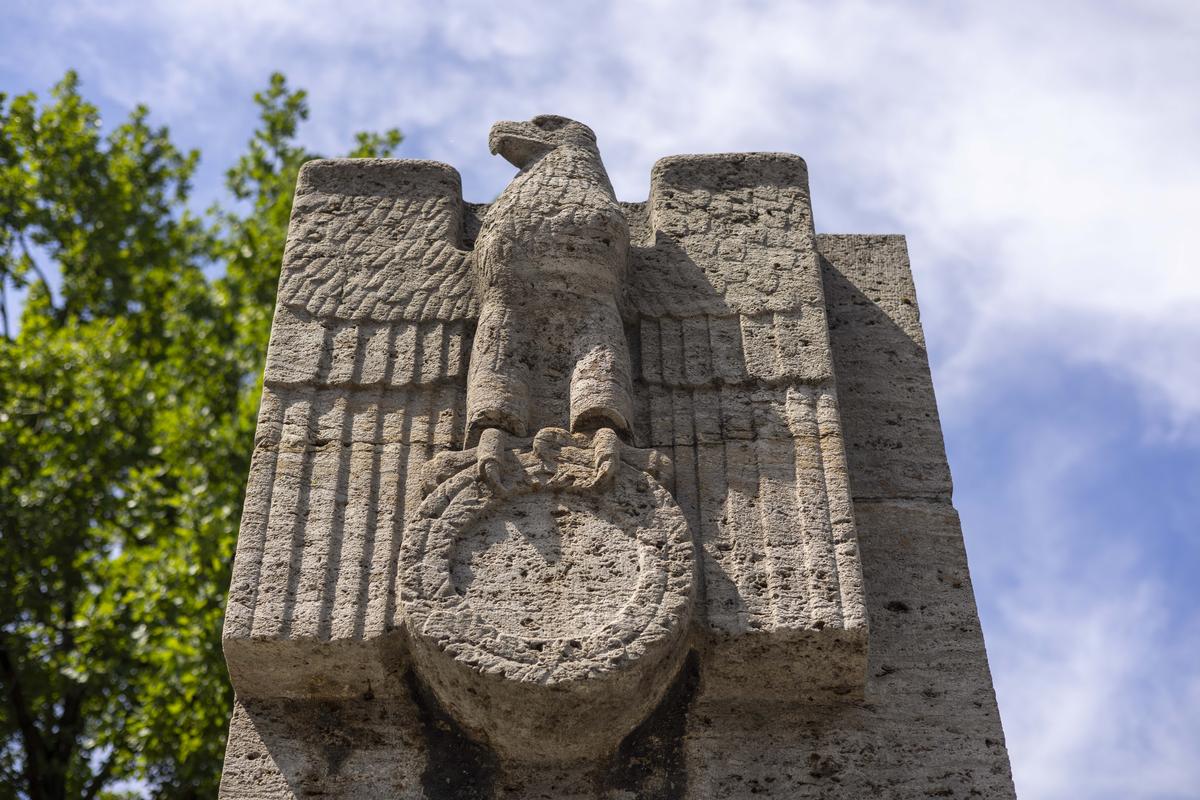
[[622, 154, 866, 699], [225, 159, 481, 690], [278, 159, 477, 323]]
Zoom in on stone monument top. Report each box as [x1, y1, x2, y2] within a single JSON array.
[[218, 115, 1014, 798]]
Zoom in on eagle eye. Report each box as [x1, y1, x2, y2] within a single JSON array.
[[533, 116, 567, 131]]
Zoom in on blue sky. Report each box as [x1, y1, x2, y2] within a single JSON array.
[[3, 1, 1198, 797]]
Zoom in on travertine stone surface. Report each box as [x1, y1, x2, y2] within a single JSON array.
[[819, 234, 953, 501], [400, 430, 693, 762], [219, 117, 1014, 798]]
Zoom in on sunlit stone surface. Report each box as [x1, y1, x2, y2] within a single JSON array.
[[218, 116, 1015, 798]]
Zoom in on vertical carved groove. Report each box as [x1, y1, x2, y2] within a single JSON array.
[[795, 385, 846, 622], [722, 435, 759, 633], [225, 388, 284, 637], [378, 389, 412, 636], [816, 386, 863, 627], [252, 395, 317, 640], [325, 393, 382, 640], [287, 392, 350, 639]]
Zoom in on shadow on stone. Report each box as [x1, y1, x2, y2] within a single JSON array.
[[407, 668, 500, 799], [599, 650, 700, 799]]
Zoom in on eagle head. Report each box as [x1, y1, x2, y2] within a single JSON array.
[[488, 115, 596, 169]]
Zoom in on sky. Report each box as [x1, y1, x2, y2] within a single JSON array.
[[2, 1, 1198, 797]]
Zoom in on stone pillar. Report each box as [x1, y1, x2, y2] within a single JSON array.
[[217, 117, 1016, 799]]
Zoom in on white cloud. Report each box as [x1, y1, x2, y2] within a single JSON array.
[[969, 423, 1200, 798], [5, 2, 1199, 796], [994, 579, 1200, 799], [14, 0, 1195, 435]]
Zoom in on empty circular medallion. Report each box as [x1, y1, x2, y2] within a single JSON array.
[[400, 445, 693, 762]]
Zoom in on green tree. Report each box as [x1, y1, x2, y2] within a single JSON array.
[[0, 72, 401, 799]]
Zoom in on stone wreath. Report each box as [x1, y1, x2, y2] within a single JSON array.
[[399, 428, 694, 762]]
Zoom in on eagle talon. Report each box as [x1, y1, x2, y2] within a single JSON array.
[[477, 427, 508, 492], [481, 459, 504, 491], [591, 428, 620, 490]]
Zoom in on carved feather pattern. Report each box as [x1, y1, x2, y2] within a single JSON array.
[[228, 155, 866, 702], [224, 161, 478, 663], [277, 160, 477, 324], [621, 156, 866, 657]]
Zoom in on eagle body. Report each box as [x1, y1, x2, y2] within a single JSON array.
[[475, 140, 628, 297], [466, 117, 633, 443]]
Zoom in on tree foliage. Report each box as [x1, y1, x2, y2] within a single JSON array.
[[0, 72, 402, 799]]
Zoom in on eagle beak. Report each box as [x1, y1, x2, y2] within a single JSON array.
[[488, 120, 550, 169]]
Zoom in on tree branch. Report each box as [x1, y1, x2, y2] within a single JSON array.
[[0, 642, 47, 800], [17, 233, 59, 315], [1, 277, 9, 339], [43, 596, 87, 797], [51, 683, 84, 766]]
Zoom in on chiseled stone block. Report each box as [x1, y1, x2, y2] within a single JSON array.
[[219, 117, 1014, 798]]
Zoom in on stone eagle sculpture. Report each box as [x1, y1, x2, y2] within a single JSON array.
[[468, 115, 631, 490], [279, 115, 630, 490], [224, 114, 867, 764], [216, 113, 1017, 800]]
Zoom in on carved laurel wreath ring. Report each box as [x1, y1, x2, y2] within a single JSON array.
[[398, 440, 694, 759], [400, 446, 693, 682]]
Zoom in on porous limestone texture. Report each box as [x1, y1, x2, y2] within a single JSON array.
[[219, 116, 1015, 798]]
